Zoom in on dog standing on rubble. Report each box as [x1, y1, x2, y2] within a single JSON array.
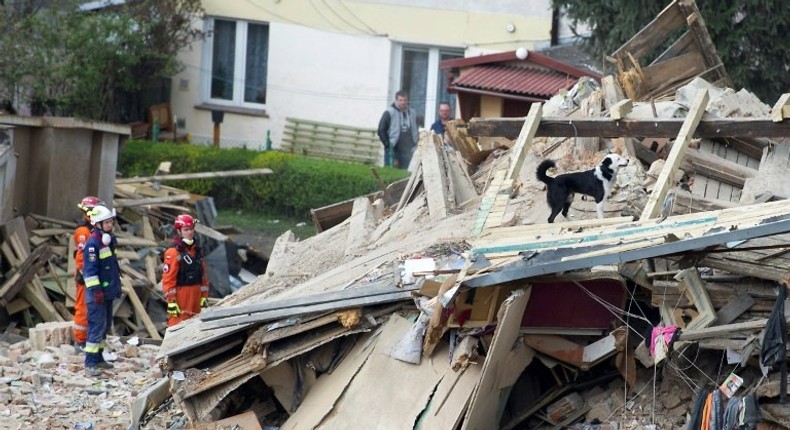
[[536, 153, 630, 223]]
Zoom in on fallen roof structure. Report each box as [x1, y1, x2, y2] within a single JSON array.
[[145, 1, 790, 428]]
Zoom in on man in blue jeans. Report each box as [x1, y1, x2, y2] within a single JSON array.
[[82, 205, 121, 377]]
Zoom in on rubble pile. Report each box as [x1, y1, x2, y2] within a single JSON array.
[[6, 0, 790, 429], [0, 334, 172, 429]]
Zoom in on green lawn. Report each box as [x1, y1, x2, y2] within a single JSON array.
[[216, 209, 317, 240]]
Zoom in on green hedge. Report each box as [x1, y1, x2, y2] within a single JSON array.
[[118, 141, 409, 218]]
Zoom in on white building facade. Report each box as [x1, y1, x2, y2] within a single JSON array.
[[171, 0, 584, 150]]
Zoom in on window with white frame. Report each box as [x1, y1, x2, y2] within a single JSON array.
[[204, 18, 269, 106], [398, 45, 463, 128]]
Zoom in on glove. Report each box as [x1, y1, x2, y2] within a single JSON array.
[[200, 297, 208, 308], [167, 302, 181, 317], [92, 288, 105, 305]]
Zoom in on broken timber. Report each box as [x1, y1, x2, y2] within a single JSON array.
[[200, 282, 420, 329], [468, 117, 790, 139], [115, 167, 273, 184]]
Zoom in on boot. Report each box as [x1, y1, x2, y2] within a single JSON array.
[[96, 347, 114, 369], [85, 366, 101, 377]]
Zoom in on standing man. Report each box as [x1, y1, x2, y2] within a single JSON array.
[[82, 205, 121, 377], [162, 214, 209, 327], [430, 101, 453, 135], [377, 90, 418, 169], [72, 196, 104, 350]]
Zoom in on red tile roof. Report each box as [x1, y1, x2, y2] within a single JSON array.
[[451, 65, 575, 98]]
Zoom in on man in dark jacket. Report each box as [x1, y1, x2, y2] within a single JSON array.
[[377, 90, 418, 169]]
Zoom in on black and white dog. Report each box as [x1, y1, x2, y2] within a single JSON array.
[[536, 153, 630, 223]]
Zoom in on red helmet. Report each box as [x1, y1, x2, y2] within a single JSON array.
[[77, 196, 104, 213], [174, 214, 197, 229]]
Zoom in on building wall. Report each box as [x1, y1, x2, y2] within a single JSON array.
[[480, 96, 503, 119], [172, 0, 556, 150]]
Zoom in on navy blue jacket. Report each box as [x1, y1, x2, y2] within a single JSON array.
[[82, 230, 121, 301]]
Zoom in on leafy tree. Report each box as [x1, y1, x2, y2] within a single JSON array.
[[554, 0, 790, 103], [0, 0, 204, 121]]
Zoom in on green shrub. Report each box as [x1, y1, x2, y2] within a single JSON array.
[[118, 141, 409, 218]]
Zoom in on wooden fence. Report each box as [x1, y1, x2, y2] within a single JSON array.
[[281, 117, 381, 164]]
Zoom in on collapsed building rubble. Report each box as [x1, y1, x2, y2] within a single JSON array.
[[0, 168, 273, 344], [147, 3, 790, 429], [3, 0, 790, 428], [150, 82, 790, 428]]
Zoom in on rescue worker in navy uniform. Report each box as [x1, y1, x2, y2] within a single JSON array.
[[82, 205, 121, 377], [162, 214, 209, 327], [73, 196, 104, 349]]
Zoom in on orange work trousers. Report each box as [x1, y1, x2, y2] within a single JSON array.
[[72, 283, 88, 343], [167, 284, 203, 327]]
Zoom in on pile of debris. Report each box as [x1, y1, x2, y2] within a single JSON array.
[[6, 0, 790, 428], [0, 171, 269, 345], [147, 2, 790, 429]]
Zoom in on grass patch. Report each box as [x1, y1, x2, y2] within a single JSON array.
[[216, 209, 317, 240]]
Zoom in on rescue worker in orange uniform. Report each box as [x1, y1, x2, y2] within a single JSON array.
[[73, 196, 104, 349], [162, 214, 209, 327]]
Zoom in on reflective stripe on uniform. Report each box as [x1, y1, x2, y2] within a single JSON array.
[[98, 247, 112, 259], [200, 285, 209, 293], [84, 276, 100, 288], [85, 342, 100, 353], [73, 322, 87, 332]]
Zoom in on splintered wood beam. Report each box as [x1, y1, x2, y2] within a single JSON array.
[[506, 103, 542, 181], [609, 1, 684, 62], [641, 89, 709, 219], [121, 277, 162, 340], [114, 195, 191, 208], [772, 93, 790, 122], [0, 245, 51, 305], [115, 168, 274, 184], [467, 117, 790, 139]]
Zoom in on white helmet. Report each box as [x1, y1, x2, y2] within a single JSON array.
[[89, 205, 116, 225]]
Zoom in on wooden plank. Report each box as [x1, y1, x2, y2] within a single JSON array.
[[642, 52, 706, 91], [610, 1, 684, 62], [506, 103, 542, 181], [651, 30, 696, 65], [772, 93, 790, 123], [115, 236, 158, 247], [280, 330, 379, 430], [463, 289, 532, 430], [115, 168, 274, 184], [419, 364, 482, 430], [121, 277, 162, 340], [203, 283, 419, 321], [467, 117, 790, 140], [141, 214, 159, 286], [114, 195, 190, 208], [681, 147, 756, 188], [203, 290, 414, 330], [20, 283, 64, 322], [714, 293, 755, 326], [420, 134, 449, 221], [312, 315, 448, 430], [66, 235, 76, 307], [641, 89, 709, 219], [676, 0, 733, 87], [678, 318, 778, 341], [470, 168, 509, 237], [0, 245, 51, 305]]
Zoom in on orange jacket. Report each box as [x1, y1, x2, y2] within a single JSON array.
[[162, 239, 209, 303], [74, 223, 92, 277]]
